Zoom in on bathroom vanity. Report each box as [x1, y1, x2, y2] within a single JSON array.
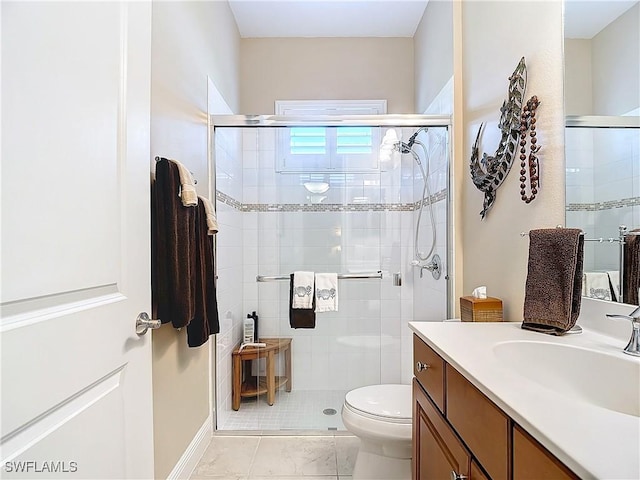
[[410, 320, 640, 480]]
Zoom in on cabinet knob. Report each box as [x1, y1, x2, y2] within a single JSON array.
[[416, 361, 430, 372], [450, 472, 467, 480]]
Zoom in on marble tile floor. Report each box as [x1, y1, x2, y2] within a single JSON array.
[[191, 434, 359, 479], [219, 390, 348, 431]]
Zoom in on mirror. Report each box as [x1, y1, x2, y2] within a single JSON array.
[[564, 0, 640, 304]]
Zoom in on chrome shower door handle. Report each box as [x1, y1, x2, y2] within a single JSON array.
[[136, 312, 161, 336]]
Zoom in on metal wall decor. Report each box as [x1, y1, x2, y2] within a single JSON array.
[[470, 57, 538, 219]]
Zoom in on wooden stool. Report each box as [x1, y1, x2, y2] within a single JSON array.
[[231, 338, 292, 411]]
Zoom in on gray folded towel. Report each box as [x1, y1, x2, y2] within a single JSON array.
[[522, 228, 584, 335]]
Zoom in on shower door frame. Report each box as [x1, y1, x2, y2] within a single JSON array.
[[210, 114, 453, 432]]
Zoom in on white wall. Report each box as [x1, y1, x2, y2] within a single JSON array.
[[458, 1, 565, 321], [564, 39, 593, 116], [213, 126, 244, 431], [413, 0, 453, 114], [150, 2, 240, 478], [240, 37, 414, 114], [565, 4, 639, 117], [592, 3, 640, 115]]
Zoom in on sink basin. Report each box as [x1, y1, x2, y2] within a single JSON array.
[[493, 340, 640, 417]]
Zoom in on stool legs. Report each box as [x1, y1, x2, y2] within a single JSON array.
[[232, 353, 242, 411], [266, 350, 275, 406], [285, 345, 292, 392]]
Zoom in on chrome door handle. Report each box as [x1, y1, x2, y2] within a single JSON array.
[[451, 471, 467, 480], [416, 361, 430, 372], [136, 312, 161, 336]]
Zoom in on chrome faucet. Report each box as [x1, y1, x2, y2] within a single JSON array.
[[606, 305, 640, 357]]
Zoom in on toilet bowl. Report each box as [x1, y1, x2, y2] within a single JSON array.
[[341, 384, 412, 480]]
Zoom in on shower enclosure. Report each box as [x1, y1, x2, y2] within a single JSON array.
[[211, 115, 451, 432], [565, 114, 640, 302]]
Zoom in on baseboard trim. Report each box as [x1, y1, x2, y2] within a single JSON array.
[[166, 416, 212, 480]]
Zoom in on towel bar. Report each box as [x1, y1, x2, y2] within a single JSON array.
[[256, 271, 383, 282], [154, 156, 197, 184]]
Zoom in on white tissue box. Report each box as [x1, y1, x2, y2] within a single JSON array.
[[460, 296, 503, 322]]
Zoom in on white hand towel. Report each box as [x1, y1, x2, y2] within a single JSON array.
[[172, 159, 198, 207], [292, 271, 314, 309], [582, 272, 612, 301], [199, 196, 219, 235], [315, 273, 338, 312]]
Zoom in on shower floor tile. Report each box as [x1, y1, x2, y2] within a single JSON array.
[[219, 390, 348, 431]]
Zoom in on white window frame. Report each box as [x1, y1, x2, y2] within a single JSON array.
[[275, 100, 387, 173]]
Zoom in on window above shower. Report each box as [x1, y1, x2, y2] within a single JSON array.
[[275, 100, 386, 173]]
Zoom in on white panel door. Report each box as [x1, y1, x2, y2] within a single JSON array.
[[1, 2, 154, 478]]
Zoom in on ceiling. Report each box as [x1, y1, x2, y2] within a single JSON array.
[[564, 0, 637, 38], [228, 0, 429, 38], [229, 0, 637, 39]]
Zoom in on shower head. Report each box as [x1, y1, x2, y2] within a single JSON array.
[[379, 127, 429, 159], [405, 127, 428, 150]]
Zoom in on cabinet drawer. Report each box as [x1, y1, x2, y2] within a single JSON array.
[[413, 335, 446, 412], [513, 424, 579, 479], [446, 364, 509, 480]]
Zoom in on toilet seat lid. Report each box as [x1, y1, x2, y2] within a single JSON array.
[[344, 384, 412, 422]]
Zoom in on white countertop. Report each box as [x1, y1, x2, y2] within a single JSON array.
[[409, 320, 640, 480]]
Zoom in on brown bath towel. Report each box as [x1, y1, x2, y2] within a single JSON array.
[[152, 158, 197, 329], [289, 274, 316, 329], [623, 229, 640, 306], [522, 228, 584, 335], [187, 201, 220, 347]]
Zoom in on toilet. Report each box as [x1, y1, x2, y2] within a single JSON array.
[[341, 384, 412, 480]]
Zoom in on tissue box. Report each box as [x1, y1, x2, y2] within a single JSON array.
[[460, 296, 503, 322]]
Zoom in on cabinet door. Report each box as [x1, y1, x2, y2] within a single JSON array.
[[413, 379, 470, 480], [513, 425, 579, 479], [447, 364, 509, 480], [471, 460, 490, 480]]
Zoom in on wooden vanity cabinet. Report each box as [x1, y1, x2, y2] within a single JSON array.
[[413, 335, 446, 412], [513, 425, 579, 480], [413, 379, 487, 480], [446, 365, 509, 480], [413, 334, 578, 480]]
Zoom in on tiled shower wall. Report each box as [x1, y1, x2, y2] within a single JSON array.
[[566, 125, 640, 272], [214, 127, 244, 430], [215, 125, 449, 428]]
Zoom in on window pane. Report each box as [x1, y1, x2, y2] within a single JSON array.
[[290, 127, 326, 154], [336, 126, 372, 154]]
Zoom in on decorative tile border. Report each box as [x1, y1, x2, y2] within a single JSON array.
[[566, 196, 640, 212], [216, 190, 242, 210], [217, 189, 448, 213]]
